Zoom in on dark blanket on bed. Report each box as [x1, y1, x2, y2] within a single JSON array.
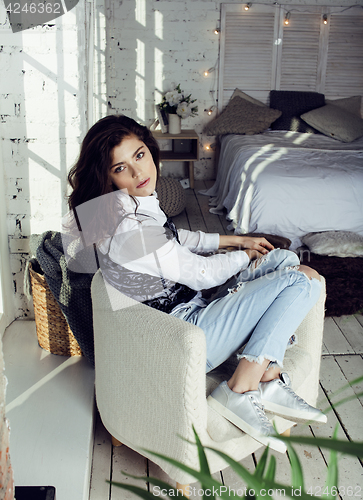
[[299, 250, 363, 317]]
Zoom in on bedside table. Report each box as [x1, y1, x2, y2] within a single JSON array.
[[152, 129, 199, 189]]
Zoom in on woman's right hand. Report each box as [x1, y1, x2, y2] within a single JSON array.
[[244, 249, 264, 261]]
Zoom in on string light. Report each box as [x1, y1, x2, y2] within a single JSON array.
[[284, 12, 290, 25], [214, 27, 220, 34], [203, 67, 215, 77], [205, 106, 216, 115], [244, 3, 252, 11], [323, 14, 328, 24]]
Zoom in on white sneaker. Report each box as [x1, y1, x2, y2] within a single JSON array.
[[259, 373, 327, 424], [207, 381, 287, 453]]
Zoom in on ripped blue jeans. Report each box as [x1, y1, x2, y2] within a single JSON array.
[[170, 249, 322, 373]]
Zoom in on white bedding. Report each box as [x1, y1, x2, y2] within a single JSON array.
[[200, 131, 363, 250]]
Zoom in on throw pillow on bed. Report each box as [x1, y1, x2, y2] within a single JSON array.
[[230, 89, 267, 107], [269, 90, 325, 133], [301, 104, 363, 142], [301, 231, 363, 258], [203, 96, 281, 136], [325, 95, 362, 118]]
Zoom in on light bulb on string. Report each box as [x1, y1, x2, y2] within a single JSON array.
[[244, 3, 251, 11], [323, 14, 328, 25], [203, 67, 215, 77], [284, 12, 290, 25], [205, 106, 216, 116]]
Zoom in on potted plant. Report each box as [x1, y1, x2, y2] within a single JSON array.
[[158, 84, 198, 134]]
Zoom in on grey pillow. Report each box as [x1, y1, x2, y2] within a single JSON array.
[[325, 96, 362, 117], [301, 104, 363, 142], [203, 96, 281, 136]]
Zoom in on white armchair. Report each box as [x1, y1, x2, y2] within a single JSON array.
[[91, 270, 326, 485]]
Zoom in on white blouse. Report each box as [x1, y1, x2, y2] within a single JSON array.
[[97, 191, 250, 292]]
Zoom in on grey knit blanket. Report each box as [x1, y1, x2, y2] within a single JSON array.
[[29, 231, 95, 367]]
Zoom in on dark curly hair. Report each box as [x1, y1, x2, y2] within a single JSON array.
[[65, 115, 160, 242], [67, 115, 160, 212]]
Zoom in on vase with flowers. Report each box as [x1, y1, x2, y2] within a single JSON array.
[[158, 84, 198, 134]]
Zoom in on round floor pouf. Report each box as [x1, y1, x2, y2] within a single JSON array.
[[156, 177, 186, 217]]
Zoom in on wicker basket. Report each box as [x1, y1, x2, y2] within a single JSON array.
[[29, 261, 83, 356]]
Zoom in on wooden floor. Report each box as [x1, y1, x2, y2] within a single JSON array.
[[89, 181, 363, 500]]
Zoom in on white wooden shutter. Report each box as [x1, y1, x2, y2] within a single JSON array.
[[219, 4, 363, 108], [219, 4, 278, 109], [324, 7, 363, 98], [278, 8, 323, 91]]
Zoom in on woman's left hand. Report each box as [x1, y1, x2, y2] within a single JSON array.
[[219, 235, 274, 254]]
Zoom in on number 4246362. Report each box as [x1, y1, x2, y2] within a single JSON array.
[[6, 3, 61, 14], [307, 486, 361, 497]]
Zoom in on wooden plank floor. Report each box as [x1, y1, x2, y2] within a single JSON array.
[[89, 181, 363, 500]]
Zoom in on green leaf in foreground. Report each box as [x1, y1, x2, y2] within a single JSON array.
[[286, 442, 304, 490], [324, 425, 339, 500], [276, 435, 363, 458]]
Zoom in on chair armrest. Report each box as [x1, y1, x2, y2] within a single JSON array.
[[289, 276, 326, 405], [91, 271, 208, 462]]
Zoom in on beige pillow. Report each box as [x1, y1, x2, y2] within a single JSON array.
[[301, 231, 363, 258], [325, 96, 362, 118], [301, 104, 363, 142], [204, 96, 281, 136], [230, 89, 267, 107]]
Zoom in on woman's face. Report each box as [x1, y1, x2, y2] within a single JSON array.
[[109, 135, 157, 197]]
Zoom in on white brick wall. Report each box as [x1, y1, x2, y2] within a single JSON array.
[[0, 3, 88, 318]]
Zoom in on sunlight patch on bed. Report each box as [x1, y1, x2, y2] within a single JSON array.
[[293, 134, 310, 145], [284, 131, 295, 139], [230, 146, 288, 230], [283, 130, 310, 145]]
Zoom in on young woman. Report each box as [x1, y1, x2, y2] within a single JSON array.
[[66, 115, 326, 453]]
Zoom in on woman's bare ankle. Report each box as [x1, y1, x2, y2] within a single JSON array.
[[260, 366, 281, 383], [227, 380, 258, 394]]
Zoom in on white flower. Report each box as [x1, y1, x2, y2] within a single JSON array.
[[176, 102, 192, 119], [165, 91, 182, 106]]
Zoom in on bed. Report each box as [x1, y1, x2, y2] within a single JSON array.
[[202, 3, 363, 252], [200, 86, 363, 251], [201, 129, 363, 250]]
